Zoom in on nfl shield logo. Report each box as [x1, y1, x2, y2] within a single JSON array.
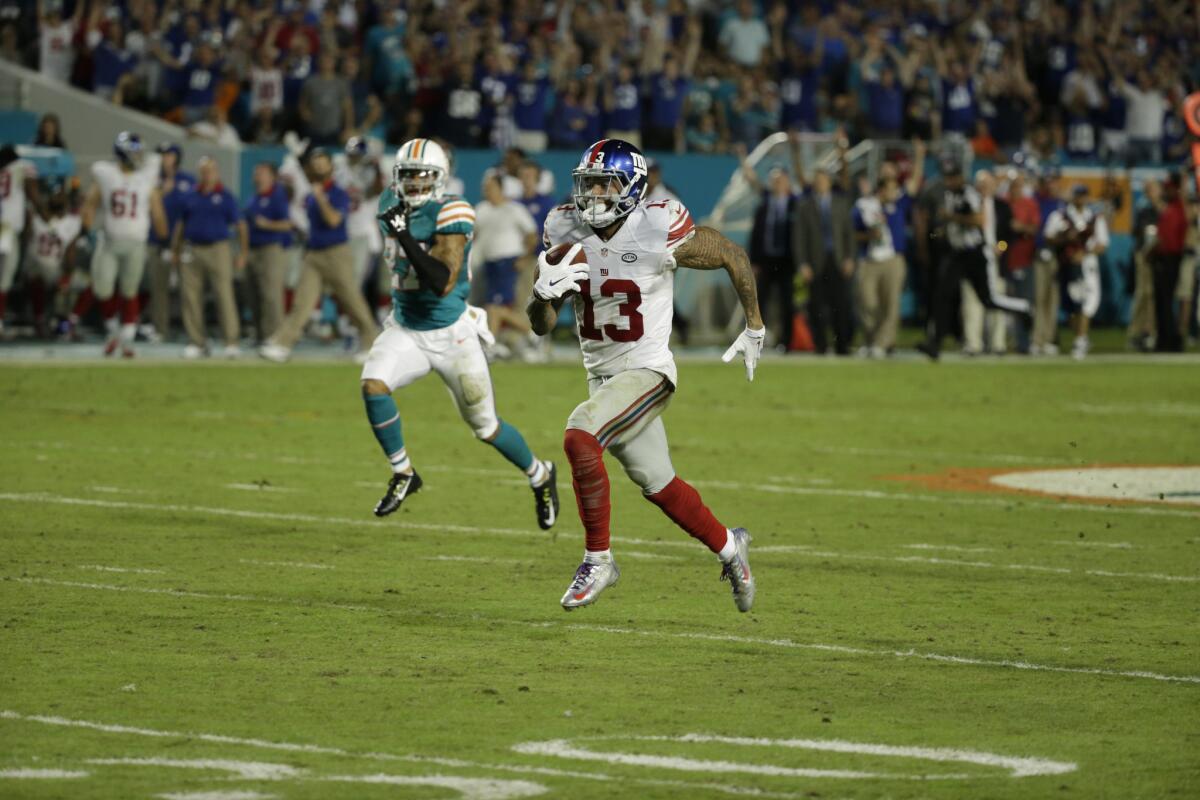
[[600, 247, 608, 257]]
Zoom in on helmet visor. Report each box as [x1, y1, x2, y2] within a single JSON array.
[[393, 165, 442, 204]]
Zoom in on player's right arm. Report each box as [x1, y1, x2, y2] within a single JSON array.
[[526, 262, 567, 336]]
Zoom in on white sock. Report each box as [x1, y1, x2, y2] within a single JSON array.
[[388, 448, 412, 474], [104, 316, 118, 336], [583, 549, 612, 565], [119, 323, 137, 345], [526, 458, 549, 486], [717, 529, 737, 562]]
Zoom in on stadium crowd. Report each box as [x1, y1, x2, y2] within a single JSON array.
[[0, 0, 1197, 358], [7, 0, 1196, 160]]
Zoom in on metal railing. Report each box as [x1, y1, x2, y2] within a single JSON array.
[[0, 59, 240, 188]]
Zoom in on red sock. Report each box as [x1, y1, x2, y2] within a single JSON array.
[[100, 296, 119, 321], [121, 295, 140, 324], [30, 279, 47, 318], [0, 290, 7, 318], [284, 287, 294, 313], [563, 429, 611, 552], [72, 287, 95, 318], [646, 477, 729, 554]]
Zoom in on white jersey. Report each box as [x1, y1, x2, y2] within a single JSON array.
[[278, 153, 311, 236], [248, 66, 283, 115], [333, 154, 384, 244], [1044, 203, 1110, 253], [1, 158, 38, 234], [91, 155, 161, 241], [543, 198, 696, 387], [39, 18, 77, 84], [29, 213, 82, 273]]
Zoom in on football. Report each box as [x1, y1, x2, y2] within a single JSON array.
[[544, 242, 588, 267]]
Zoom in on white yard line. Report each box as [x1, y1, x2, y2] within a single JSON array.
[[0, 768, 89, 779], [10, 579, 1198, 685], [88, 758, 301, 781], [157, 792, 277, 800], [689, 479, 1200, 519], [224, 483, 297, 493], [79, 565, 166, 575], [239, 559, 333, 571], [903, 544, 997, 554], [806, 445, 1065, 465], [636, 734, 1075, 778], [21, 440, 1200, 518], [1051, 540, 1135, 549], [0, 710, 820, 799], [621, 551, 686, 562], [87, 485, 149, 494], [3, 493, 1191, 584]]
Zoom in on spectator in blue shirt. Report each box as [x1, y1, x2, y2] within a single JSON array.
[[237, 162, 292, 343], [147, 144, 195, 341], [865, 63, 904, 138], [604, 63, 642, 147], [443, 60, 486, 147], [518, 162, 554, 251], [172, 157, 241, 358], [551, 79, 591, 151], [92, 22, 139, 103], [477, 52, 516, 147], [182, 36, 223, 126], [512, 61, 552, 153], [262, 148, 379, 360], [778, 46, 821, 132], [645, 56, 690, 152], [940, 61, 977, 136]]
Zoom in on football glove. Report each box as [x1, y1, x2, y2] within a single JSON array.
[[377, 202, 409, 237], [533, 243, 588, 301], [722, 325, 766, 382]]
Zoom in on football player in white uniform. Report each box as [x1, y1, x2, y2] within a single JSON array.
[[0, 144, 39, 336], [1045, 184, 1109, 360], [81, 132, 168, 357], [28, 179, 83, 336], [334, 136, 385, 332], [528, 139, 765, 612]]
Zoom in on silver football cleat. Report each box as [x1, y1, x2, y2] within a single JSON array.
[[560, 558, 620, 610], [720, 527, 755, 612]]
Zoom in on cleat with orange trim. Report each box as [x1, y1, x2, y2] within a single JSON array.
[[560, 558, 619, 610], [720, 527, 755, 612]]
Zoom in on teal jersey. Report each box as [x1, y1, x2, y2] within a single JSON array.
[[378, 189, 475, 331]]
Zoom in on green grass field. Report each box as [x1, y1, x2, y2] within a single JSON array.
[[1, 357, 1198, 799]]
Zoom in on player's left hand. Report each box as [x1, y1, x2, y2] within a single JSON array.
[[722, 326, 766, 382], [377, 202, 408, 237]]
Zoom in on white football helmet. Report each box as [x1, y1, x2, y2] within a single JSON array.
[[392, 138, 449, 208]]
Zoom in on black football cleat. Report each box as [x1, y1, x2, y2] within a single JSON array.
[[374, 470, 423, 517], [916, 340, 940, 362], [532, 461, 560, 530]]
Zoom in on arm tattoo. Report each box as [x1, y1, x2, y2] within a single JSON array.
[[674, 226, 764, 329], [525, 263, 565, 335], [428, 233, 466, 296]]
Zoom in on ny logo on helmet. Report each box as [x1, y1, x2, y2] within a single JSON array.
[[630, 152, 647, 178]]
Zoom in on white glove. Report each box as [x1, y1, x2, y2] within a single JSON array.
[[533, 244, 588, 301], [722, 326, 766, 382]]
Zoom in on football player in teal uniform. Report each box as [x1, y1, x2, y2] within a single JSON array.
[[361, 138, 560, 528]]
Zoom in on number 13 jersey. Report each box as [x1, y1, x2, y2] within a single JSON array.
[[543, 198, 696, 387]]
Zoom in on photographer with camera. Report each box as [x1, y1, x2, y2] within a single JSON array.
[[917, 161, 1029, 360]]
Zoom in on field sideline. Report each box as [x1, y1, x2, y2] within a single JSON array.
[[1, 358, 1198, 799]]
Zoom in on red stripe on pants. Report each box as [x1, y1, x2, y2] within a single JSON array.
[[646, 477, 728, 553], [563, 428, 611, 552]]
